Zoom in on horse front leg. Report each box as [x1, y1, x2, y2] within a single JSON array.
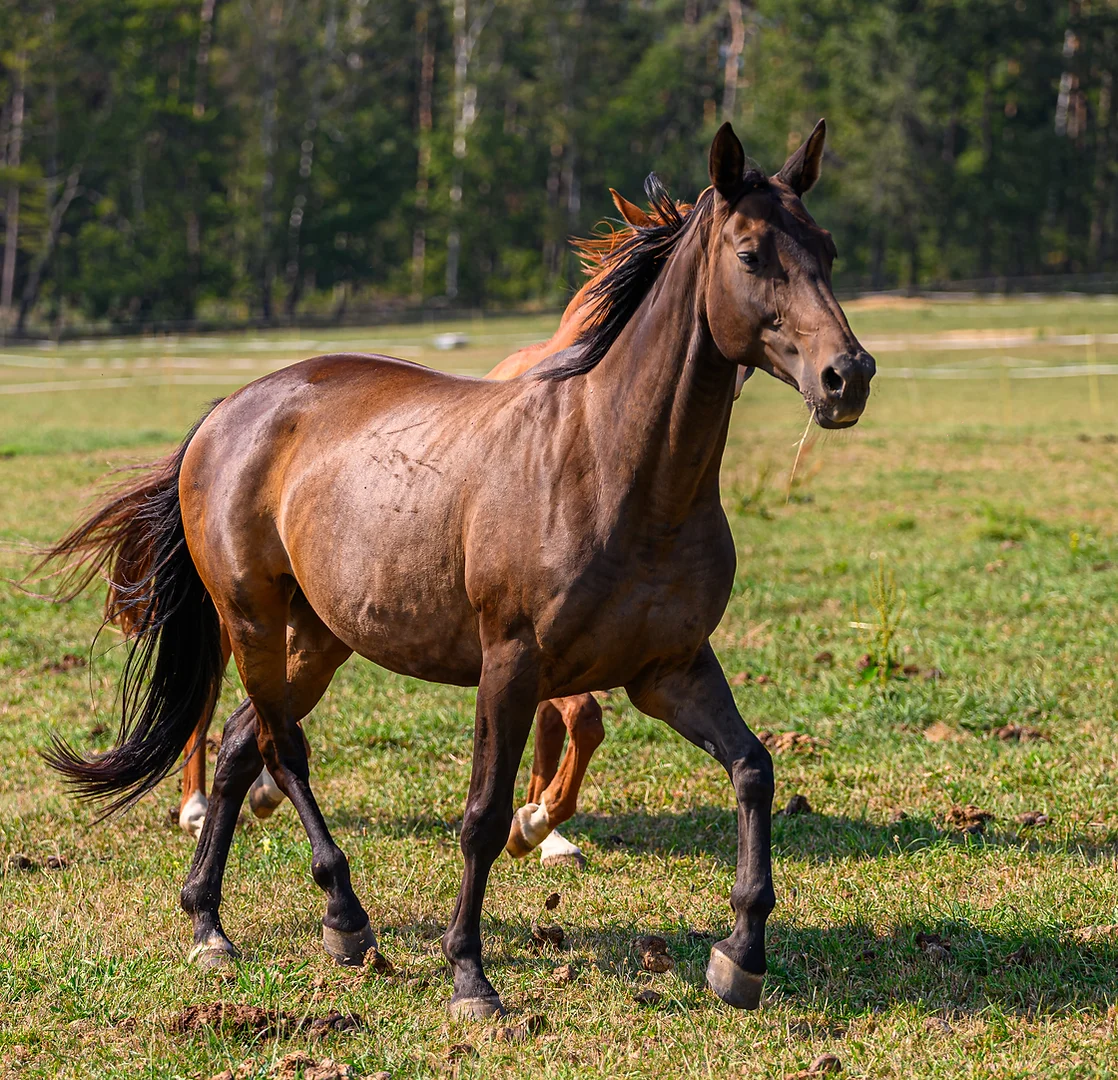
[[628, 641, 774, 1010], [443, 639, 537, 1019]]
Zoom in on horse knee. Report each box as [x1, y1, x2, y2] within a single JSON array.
[[564, 696, 604, 749], [461, 804, 510, 862], [729, 742, 774, 806]]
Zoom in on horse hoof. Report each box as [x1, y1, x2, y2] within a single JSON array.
[[538, 830, 587, 870], [322, 921, 378, 967], [188, 932, 238, 971], [448, 994, 505, 1020], [706, 946, 764, 1010], [248, 769, 285, 820], [178, 791, 208, 839], [506, 802, 551, 858]]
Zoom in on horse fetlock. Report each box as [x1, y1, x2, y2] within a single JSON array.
[[188, 929, 238, 970], [505, 802, 552, 858], [705, 944, 764, 1010], [248, 768, 285, 819], [538, 829, 587, 869], [178, 791, 208, 839]]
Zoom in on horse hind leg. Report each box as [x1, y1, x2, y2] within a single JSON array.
[[506, 694, 603, 868], [247, 724, 309, 819], [178, 621, 232, 838], [224, 587, 370, 965], [180, 698, 264, 968]]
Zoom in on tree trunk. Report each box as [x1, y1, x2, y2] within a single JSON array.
[[411, 2, 435, 300], [721, 0, 747, 123], [285, 0, 337, 316], [446, 0, 494, 301], [17, 166, 81, 333], [1, 61, 26, 325], [257, 1, 283, 320]]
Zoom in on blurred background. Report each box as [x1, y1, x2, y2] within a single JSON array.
[[0, 0, 1116, 335]]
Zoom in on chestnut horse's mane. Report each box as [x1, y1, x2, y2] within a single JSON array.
[[541, 169, 767, 382]]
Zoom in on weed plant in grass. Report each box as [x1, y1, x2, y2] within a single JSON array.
[[3, 298, 1118, 1077]]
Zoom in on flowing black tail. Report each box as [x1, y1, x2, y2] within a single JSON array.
[[38, 409, 225, 816]]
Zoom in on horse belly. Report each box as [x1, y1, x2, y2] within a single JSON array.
[[284, 465, 484, 686]]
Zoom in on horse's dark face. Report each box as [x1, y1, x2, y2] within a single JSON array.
[[704, 122, 875, 429]]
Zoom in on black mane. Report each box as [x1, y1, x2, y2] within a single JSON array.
[[538, 170, 767, 381]]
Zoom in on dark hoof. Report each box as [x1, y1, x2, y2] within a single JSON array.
[[188, 931, 238, 971], [322, 921, 378, 967], [706, 945, 764, 1009], [448, 994, 506, 1020]]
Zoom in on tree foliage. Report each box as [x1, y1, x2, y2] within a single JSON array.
[[1, 0, 1115, 328]]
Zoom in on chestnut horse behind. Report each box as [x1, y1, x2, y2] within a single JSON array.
[[43, 122, 874, 1018]]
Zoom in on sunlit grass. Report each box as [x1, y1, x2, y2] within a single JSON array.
[[3, 298, 1118, 1077]]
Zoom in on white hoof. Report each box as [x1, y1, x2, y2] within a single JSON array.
[[539, 830, 587, 869], [248, 768, 285, 819], [506, 802, 552, 858], [178, 791, 208, 839]]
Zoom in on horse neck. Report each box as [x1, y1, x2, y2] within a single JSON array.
[[580, 226, 737, 523]]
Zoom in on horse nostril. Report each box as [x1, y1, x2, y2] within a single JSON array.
[[822, 366, 844, 395]]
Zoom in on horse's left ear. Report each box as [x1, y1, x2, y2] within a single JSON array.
[[610, 188, 654, 228], [776, 118, 826, 196], [709, 122, 746, 200]]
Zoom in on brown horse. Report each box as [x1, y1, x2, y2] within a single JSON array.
[[79, 184, 743, 871], [43, 121, 873, 1018]]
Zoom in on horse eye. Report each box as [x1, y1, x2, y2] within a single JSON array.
[[738, 251, 760, 270]]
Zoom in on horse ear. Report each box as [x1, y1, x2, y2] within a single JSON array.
[[708, 122, 746, 200], [610, 188, 654, 228], [777, 118, 826, 196]]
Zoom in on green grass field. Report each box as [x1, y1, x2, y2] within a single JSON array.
[[4, 296, 1118, 1078]]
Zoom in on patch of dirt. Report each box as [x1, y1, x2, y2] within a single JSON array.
[[5, 852, 37, 872], [45, 854, 67, 870], [1016, 810, 1050, 828], [551, 963, 575, 985], [364, 948, 394, 976], [759, 731, 823, 755], [944, 804, 994, 834], [42, 653, 86, 673], [813, 651, 834, 665], [923, 721, 963, 744], [171, 1003, 362, 1039], [544, 892, 560, 911], [632, 935, 673, 974], [529, 921, 564, 950], [780, 794, 813, 817], [995, 724, 1048, 742], [632, 988, 662, 1006]]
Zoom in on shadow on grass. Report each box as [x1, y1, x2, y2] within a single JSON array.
[[240, 911, 1118, 1020]]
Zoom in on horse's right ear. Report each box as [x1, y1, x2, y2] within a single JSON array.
[[709, 122, 746, 200], [610, 188, 654, 228]]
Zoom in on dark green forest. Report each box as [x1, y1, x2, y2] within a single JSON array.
[[1, 0, 1116, 330]]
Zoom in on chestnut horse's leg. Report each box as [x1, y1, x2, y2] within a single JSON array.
[[247, 724, 309, 820], [506, 695, 604, 868], [180, 698, 263, 968], [177, 622, 232, 838], [443, 641, 537, 1019], [628, 642, 775, 1011]]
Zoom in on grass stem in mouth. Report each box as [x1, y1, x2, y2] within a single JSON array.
[[786, 408, 816, 504]]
